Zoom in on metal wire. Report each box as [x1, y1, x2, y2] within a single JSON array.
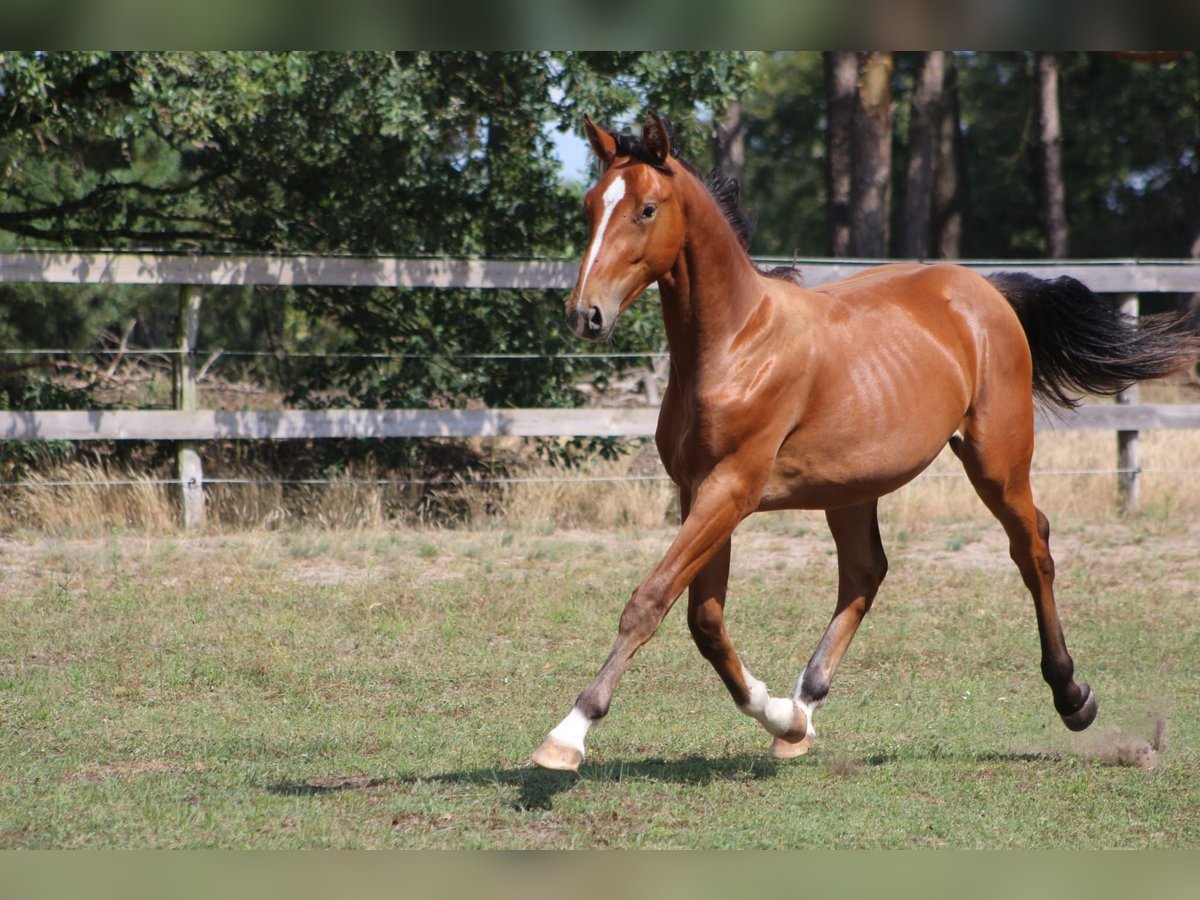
[[0, 348, 668, 360], [4, 468, 1196, 490], [0, 349, 183, 356]]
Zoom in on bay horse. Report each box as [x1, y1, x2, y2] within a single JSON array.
[[532, 112, 1199, 771]]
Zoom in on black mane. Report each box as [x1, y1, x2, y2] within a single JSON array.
[[609, 124, 800, 285]]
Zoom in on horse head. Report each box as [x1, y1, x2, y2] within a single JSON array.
[[565, 112, 687, 341]]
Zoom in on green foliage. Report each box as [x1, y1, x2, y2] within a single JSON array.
[[740, 52, 828, 257], [738, 51, 1200, 261], [4, 51, 1198, 483], [1058, 52, 1199, 258], [556, 51, 757, 161], [948, 51, 1199, 258], [0, 52, 752, 477]]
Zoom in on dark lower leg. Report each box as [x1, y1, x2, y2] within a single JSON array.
[[1018, 509, 1095, 726], [978, 478, 1096, 729], [958, 416, 1097, 732], [797, 503, 887, 710]]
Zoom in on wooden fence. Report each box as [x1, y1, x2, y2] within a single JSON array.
[[2, 252, 1199, 528]]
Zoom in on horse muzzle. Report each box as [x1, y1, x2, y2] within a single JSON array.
[[566, 302, 609, 341]]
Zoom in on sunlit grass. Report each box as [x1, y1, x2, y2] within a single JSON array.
[[1, 519, 1196, 848]]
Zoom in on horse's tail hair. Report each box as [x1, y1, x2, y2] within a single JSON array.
[[988, 271, 1200, 409]]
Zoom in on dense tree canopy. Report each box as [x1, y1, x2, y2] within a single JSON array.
[[741, 51, 1200, 263], [2, 51, 1197, 419], [0, 51, 753, 422], [0, 51, 755, 254]]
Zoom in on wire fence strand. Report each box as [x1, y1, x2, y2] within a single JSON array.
[[0, 348, 670, 360], [5, 467, 1197, 490]]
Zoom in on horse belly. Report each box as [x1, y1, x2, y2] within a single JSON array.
[[757, 407, 961, 511]]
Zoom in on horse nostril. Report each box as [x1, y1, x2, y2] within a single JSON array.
[[588, 306, 604, 333], [567, 307, 587, 334]]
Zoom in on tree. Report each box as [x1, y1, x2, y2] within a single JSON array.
[[739, 52, 1200, 270], [931, 53, 969, 258], [850, 52, 894, 258], [732, 52, 828, 259], [1035, 51, 1070, 257], [900, 52, 946, 259], [0, 52, 754, 414], [712, 99, 746, 185], [824, 51, 857, 257], [955, 52, 1200, 261]]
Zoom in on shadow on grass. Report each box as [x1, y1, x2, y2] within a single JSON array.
[[268, 753, 780, 811], [266, 748, 1086, 812]]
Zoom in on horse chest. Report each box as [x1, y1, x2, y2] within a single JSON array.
[[655, 376, 789, 485]]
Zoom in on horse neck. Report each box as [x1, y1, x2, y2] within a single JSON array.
[[657, 176, 762, 373]]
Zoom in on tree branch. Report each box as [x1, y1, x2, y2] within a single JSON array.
[[0, 168, 229, 227]]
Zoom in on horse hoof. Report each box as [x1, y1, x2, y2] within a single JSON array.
[[1060, 684, 1098, 732], [531, 735, 583, 772], [769, 733, 813, 760]]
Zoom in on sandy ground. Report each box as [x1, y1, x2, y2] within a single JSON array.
[[1, 516, 1196, 592]]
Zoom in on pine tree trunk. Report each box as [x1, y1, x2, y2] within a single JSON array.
[[824, 51, 857, 257], [1189, 55, 1200, 323], [900, 52, 945, 259], [932, 53, 969, 258], [1036, 51, 1070, 258], [713, 99, 746, 185], [850, 51, 894, 258]]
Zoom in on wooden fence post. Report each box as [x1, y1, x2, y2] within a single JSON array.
[[173, 285, 205, 530], [1116, 294, 1140, 513]]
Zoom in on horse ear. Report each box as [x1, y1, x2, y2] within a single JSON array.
[[642, 111, 672, 166], [583, 116, 618, 168]]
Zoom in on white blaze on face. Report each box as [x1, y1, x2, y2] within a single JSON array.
[[576, 174, 628, 300]]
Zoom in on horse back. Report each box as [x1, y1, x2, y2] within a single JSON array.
[[805, 263, 1028, 387], [754, 264, 1028, 509]]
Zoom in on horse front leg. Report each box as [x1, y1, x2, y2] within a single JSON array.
[[687, 534, 814, 752], [532, 468, 767, 771], [774, 501, 889, 758]]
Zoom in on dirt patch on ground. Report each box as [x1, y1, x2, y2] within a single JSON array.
[[1, 518, 1196, 598], [1072, 711, 1170, 770]]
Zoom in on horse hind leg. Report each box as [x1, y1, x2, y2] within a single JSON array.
[[956, 421, 1098, 731]]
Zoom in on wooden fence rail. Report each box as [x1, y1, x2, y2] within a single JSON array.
[[4, 251, 1200, 290], [2, 252, 1198, 528], [3, 404, 1200, 443]]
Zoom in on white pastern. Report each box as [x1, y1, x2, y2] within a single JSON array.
[[547, 707, 592, 754], [790, 673, 818, 739], [576, 175, 627, 300], [737, 666, 804, 737]]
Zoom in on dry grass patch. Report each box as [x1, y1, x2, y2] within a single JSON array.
[[0, 462, 176, 534], [493, 453, 676, 531], [1, 423, 1199, 536]]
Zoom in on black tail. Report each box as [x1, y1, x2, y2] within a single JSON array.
[[988, 272, 1200, 409]]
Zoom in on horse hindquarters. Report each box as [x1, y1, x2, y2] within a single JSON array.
[[964, 268, 1200, 732]]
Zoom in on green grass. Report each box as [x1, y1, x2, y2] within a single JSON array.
[[1, 517, 1197, 848]]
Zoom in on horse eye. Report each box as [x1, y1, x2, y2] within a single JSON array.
[[642, 204, 657, 220]]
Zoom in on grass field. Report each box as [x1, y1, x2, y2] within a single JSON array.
[[1, 503, 1197, 849]]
